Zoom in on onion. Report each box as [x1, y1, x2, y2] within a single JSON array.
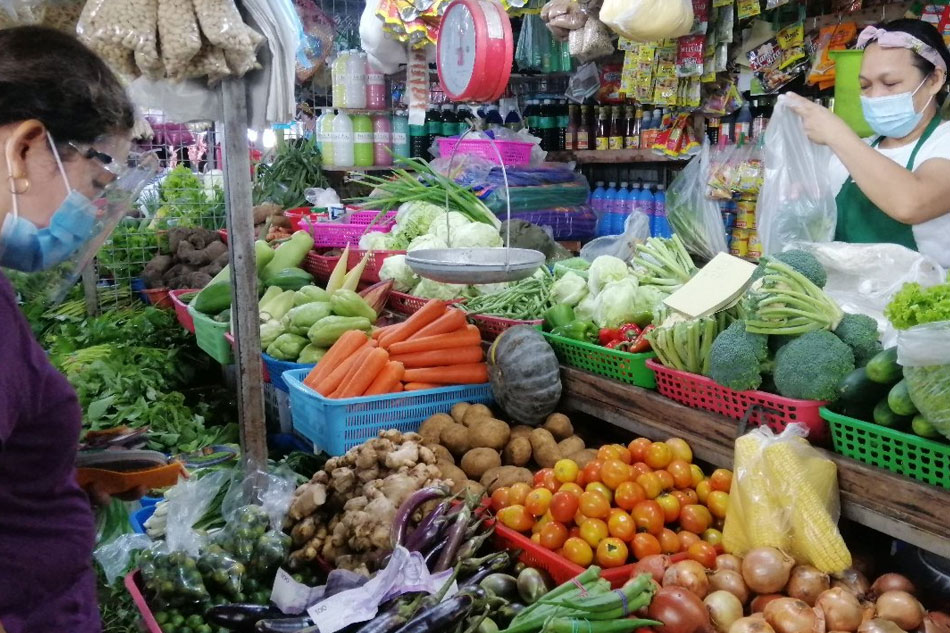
[[665, 560, 711, 599], [764, 598, 822, 633], [858, 619, 907, 633], [787, 565, 832, 606], [816, 588, 864, 632], [707, 590, 745, 633], [876, 591, 924, 631], [753, 595, 787, 613], [870, 574, 916, 600], [742, 547, 796, 594], [833, 570, 871, 600], [710, 569, 750, 604], [649, 585, 712, 633], [730, 616, 777, 633], [635, 554, 673, 584], [717, 554, 744, 572]]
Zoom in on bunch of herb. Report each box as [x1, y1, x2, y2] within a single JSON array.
[[254, 135, 329, 209]]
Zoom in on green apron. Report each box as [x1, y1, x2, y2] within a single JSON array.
[[833, 115, 941, 249]]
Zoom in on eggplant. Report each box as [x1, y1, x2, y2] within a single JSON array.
[[352, 612, 408, 633], [516, 568, 551, 605], [455, 528, 495, 561], [207, 604, 286, 631], [495, 603, 526, 625], [391, 593, 476, 633], [391, 486, 448, 548], [479, 574, 519, 600], [433, 505, 472, 573], [404, 503, 449, 553], [255, 617, 315, 632]]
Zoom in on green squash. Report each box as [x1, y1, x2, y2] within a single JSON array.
[[488, 326, 562, 426]]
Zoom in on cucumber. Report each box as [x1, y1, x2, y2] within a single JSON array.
[[887, 379, 918, 417], [912, 415, 941, 439], [838, 367, 889, 405], [263, 267, 314, 291], [865, 346, 902, 384], [872, 398, 910, 428]]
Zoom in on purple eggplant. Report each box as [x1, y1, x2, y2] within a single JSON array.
[[254, 617, 315, 632], [433, 505, 471, 573], [391, 486, 448, 548], [391, 593, 476, 633], [404, 502, 449, 553], [352, 612, 408, 633], [207, 604, 287, 631]]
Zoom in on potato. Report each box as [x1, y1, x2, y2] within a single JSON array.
[[469, 418, 511, 451], [529, 428, 560, 468], [462, 403, 493, 427], [439, 423, 470, 456], [451, 402, 471, 424], [419, 413, 454, 445], [437, 460, 470, 494], [543, 413, 574, 440], [509, 425, 534, 439], [480, 466, 534, 493], [502, 436, 532, 466], [460, 448, 502, 479], [557, 435, 585, 457], [429, 444, 454, 465], [462, 480, 486, 498], [568, 448, 598, 468]]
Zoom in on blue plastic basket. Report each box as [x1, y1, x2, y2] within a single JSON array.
[[139, 495, 162, 508], [262, 353, 316, 392], [283, 368, 493, 456], [130, 505, 155, 535]]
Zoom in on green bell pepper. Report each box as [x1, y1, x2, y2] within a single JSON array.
[[552, 320, 599, 343], [543, 304, 577, 331]]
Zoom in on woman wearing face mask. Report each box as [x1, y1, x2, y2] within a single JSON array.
[[785, 19, 950, 268], [0, 26, 138, 633]]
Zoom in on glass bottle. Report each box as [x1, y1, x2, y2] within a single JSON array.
[[625, 107, 641, 149], [595, 107, 610, 151], [576, 105, 591, 150], [609, 106, 624, 150], [566, 104, 579, 151]]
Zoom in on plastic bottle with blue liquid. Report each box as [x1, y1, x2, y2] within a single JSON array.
[[612, 182, 630, 234], [601, 182, 619, 235], [639, 184, 655, 229], [624, 183, 641, 231], [652, 184, 672, 238], [590, 181, 606, 233]]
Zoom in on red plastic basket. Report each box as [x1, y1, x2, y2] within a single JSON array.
[[169, 289, 198, 334], [388, 291, 466, 315], [347, 249, 405, 283], [302, 250, 343, 280], [646, 359, 828, 443], [124, 571, 164, 633], [218, 229, 228, 244], [468, 314, 543, 341], [142, 288, 173, 309]]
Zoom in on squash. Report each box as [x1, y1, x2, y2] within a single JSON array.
[[488, 326, 562, 426]]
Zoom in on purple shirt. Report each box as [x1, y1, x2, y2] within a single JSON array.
[[0, 274, 100, 633]]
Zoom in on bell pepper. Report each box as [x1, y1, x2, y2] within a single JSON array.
[[619, 323, 642, 340], [598, 328, 622, 346], [544, 304, 577, 331], [552, 320, 598, 343], [629, 324, 655, 353]]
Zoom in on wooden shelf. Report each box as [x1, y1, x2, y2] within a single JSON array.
[[546, 149, 688, 164], [559, 366, 950, 560]]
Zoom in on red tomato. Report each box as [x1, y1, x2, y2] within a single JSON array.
[[582, 460, 604, 485], [568, 526, 581, 539], [644, 442, 673, 469], [678, 489, 699, 505], [614, 481, 647, 511], [534, 469, 559, 493], [631, 462, 654, 478], [710, 469, 733, 493], [690, 464, 706, 487], [553, 459, 580, 484], [654, 469, 675, 492], [579, 491, 610, 519], [534, 468, 553, 488], [628, 437, 652, 462], [497, 505, 534, 532], [550, 490, 580, 523], [665, 438, 693, 463], [631, 532, 662, 560], [539, 521, 569, 550], [706, 491, 729, 519], [687, 541, 718, 569], [680, 504, 713, 534], [600, 459, 633, 490], [666, 459, 694, 489], [659, 528, 681, 554], [491, 487, 510, 511], [607, 510, 636, 541], [579, 518, 608, 547], [702, 528, 723, 547], [632, 500, 664, 536], [636, 472, 663, 499], [558, 482, 584, 496], [507, 482, 531, 506], [585, 482, 613, 504], [524, 487, 553, 517], [655, 493, 681, 523], [596, 537, 630, 568], [562, 537, 594, 566], [678, 530, 701, 551], [695, 480, 712, 504]]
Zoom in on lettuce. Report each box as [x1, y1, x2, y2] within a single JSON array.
[[412, 278, 466, 300], [588, 255, 632, 295], [407, 234, 448, 252], [885, 275, 950, 330], [449, 222, 503, 248], [593, 278, 641, 328], [429, 211, 472, 243], [378, 254, 419, 292], [551, 272, 588, 307]]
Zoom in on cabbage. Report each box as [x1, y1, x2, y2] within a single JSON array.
[[551, 272, 588, 307], [378, 254, 419, 292], [407, 234, 448, 252], [593, 278, 641, 328], [358, 231, 393, 251], [412, 278, 466, 300], [575, 293, 597, 322], [391, 201, 446, 247], [469, 282, 510, 296], [588, 255, 632, 295], [449, 222, 503, 248], [429, 211, 472, 243], [635, 285, 669, 323]]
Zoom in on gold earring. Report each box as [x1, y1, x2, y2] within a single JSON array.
[[7, 175, 30, 195]]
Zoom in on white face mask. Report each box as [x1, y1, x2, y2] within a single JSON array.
[[860, 76, 934, 138]]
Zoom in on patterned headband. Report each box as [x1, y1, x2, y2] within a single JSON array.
[[856, 26, 948, 71]]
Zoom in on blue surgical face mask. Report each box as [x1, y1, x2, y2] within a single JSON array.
[[1, 133, 98, 272], [860, 77, 934, 139]]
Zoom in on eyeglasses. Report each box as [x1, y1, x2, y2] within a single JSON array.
[[68, 141, 123, 175]]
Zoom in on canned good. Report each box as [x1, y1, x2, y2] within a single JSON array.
[[747, 230, 762, 259], [730, 228, 749, 257], [737, 200, 757, 229], [722, 211, 737, 230]]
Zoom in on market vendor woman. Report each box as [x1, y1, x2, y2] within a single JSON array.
[[0, 26, 138, 632], [787, 19, 950, 268]]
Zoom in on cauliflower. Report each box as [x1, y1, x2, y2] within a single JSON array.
[[378, 254, 419, 292]]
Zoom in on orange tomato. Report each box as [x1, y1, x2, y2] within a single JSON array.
[[680, 504, 714, 534], [585, 482, 613, 504], [687, 541, 718, 569], [491, 487, 510, 511], [666, 459, 694, 490], [690, 464, 705, 487], [582, 460, 604, 485], [631, 532, 662, 560], [607, 510, 636, 541], [655, 493, 681, 524], [558, 482, 584, 496], [695, 480, 712, 504], [628, 437, 652, 462], [534, 469, 559, 493], [659, 528, 681, 554], [596, 537, 630, 568], [497, 505, 534, 532], [644, 442, 673, 469], [678, 489, 699, 505], [631, 500, 664, 536], [654, 469, 674, 492], [706, 491, 729, 519], [531, 533, 541, 544], [524, 487, 553, 517], [562, 537, 594, 566], [678, 530, 701, 551], [614, 481, 647, 511], [665, 438, 693, 463], [579, 491, 610, 519], [631, 462, 653, 478], [636, 472, 663, 499], [710, 469, 733, 493], [553, 459, 580, 484], [508, 482, 531, 506], [532, 511, 554, 534], [608, 507, 628, 521], [702, 528, 723, 547], [539, 521, 569, 550], [600, 459, 633, 490], [597, 444, 623, 462], [550, 490, 580, 523], [670, 490, 691, 508], [579, 518, 609, 547], [615, 446, 633, 465]]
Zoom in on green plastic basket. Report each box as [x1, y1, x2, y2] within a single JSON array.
[[821, 407, 950, 490], [542, 331, 657, 389], [189, 304, 233, 365]]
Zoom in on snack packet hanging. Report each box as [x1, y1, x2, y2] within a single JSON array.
[[807, 21, 857, 85], [676, 34, 706, 76]]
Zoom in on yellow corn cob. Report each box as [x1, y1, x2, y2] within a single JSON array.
[[725, 433, 789, 553], [721, 489, 750, 554], [764, 441, 852, 574]]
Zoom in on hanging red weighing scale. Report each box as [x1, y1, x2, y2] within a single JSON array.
[[437, 0, 513, 102]]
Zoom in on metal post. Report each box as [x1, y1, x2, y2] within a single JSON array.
[[220, 76, 267, 473], [81, 264, 99, 316]]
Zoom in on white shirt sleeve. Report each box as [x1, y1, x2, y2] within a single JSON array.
[[911, 122, 950, 269]]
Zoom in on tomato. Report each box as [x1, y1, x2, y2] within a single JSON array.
[[695, 480, 712, 504], [636, 472, 663, 499], [550, 490, 580, 523], [508, 482, 531, 506], [680, 504, 713, 534], [582, 460, 604, 485], [631, 532, 662, 560], [596, 537, 630, 568], [553, 459, 580, 484], [558, 482, 584, 496], [532, 511, 554, 534], [614, 481, 647, 511], [531, 533, 541, 544], [702, 528, 723, 546], [665, 438, 693, 463], [632, 500, 664, 536], [678, 530, 701, 551], [628, 437, 652, 462], [678, 489, 699, 505], [491, 487, 510, 511], [710, 469, 733, 493], [562, 537, 594, 566], [666, 459, 694, 490], [644, 442, 673, 469], [585, 482, 614, 504], [497, 505, 534, 532], [579, 491, 610, 519], [579, 518, 609, 547], [654, 469, 674, 492], [597, 444, 624, 462], [607, 510, 636, 541], [569, 526, 581, 539], [655, 493, 681, 524], [690, 464, 705, 487], [616, 446, 632, 464], [706, 491, 729, 519], [525, 487, 553, 517], [574, 510, 588, 526], [534, 469, 552, 488], [659, 528, 681, 554], [535, 469, 559, 493], [608, 507, 628, 521], [600, 459, 633, 490], [539, 521, 569, 550], [687, 541, 718, 569], [631, 462, 654, 478]]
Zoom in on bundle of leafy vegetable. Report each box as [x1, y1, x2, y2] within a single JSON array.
[[152, 166, 226, 231], [742, 258, 844, 335], [462, 270, 555, 320], [254, 136, 329, 209]]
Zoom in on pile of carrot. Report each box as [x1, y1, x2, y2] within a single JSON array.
[[302, 299, 488, 398]]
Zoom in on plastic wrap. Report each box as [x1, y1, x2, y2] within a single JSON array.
[[569, 16, 614, 63], [898, 321, 950, 441], [580, 211, 650, 261], [95, 533, 153, 585], [39, 0, 85, 32], [361, 0, 408, 74], [541, 0, 587, 40], [76, 0, 137, 77], [179, 40, 230, 84], [757, 97, 837, 256], [666, 142, 728, 260], [157, 0, 202, 78], [600, 0, 693, 42]]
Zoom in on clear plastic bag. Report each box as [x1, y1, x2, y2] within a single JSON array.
[[600, 0, 693, 42], [580, 211, 650, 261], [76, 0, 137, 77], [95, 533, 153, 585], [898, 321, 950, 440], [757, 96, 837, 256], [157, 0, 202, 78], [722, 424, 852, 573], [569, 16, 614, 63], [666, 141, 728, 260]]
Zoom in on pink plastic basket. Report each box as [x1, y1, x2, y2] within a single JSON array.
[[347, 249, 405, 283], [124, 571, 164, 633], [301, 218, 395, 249], [388, 291, 466, 315], [437, 137, 533, 166], [348, 210, 397, 225], [467, 314, 543, 341], [169, 289, 198, 334], [646, 359, 828, 444], [302, 250, 342, 280]]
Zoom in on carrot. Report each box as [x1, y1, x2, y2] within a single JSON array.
[[320, 345, 373, 396], [372, 323, 400, 341], [403, 363, 489, 385], [378, 299, 445, 348], [334, 348, 390, 398], [388, 325, 481, 356], [304, 330, 369, 389], [391, 346, 484, 368], [403, 382, 442, 391], [362, 361, 405, 396], [409, 308, 467, 340]]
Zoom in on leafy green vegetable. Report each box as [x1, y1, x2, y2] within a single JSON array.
[[379, 254, 420, 292], [885, 274, 950, 330], [587, 255, 631, 295], [551, 272, 588, 307], [254, 136, 329, 209]]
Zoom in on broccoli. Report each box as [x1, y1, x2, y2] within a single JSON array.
[[768, 333, 798, 357], [708, 320, 770, 391], [752, 249, 828, 288], [773, 330, 855, 401], [833, 313, 883, 367]]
